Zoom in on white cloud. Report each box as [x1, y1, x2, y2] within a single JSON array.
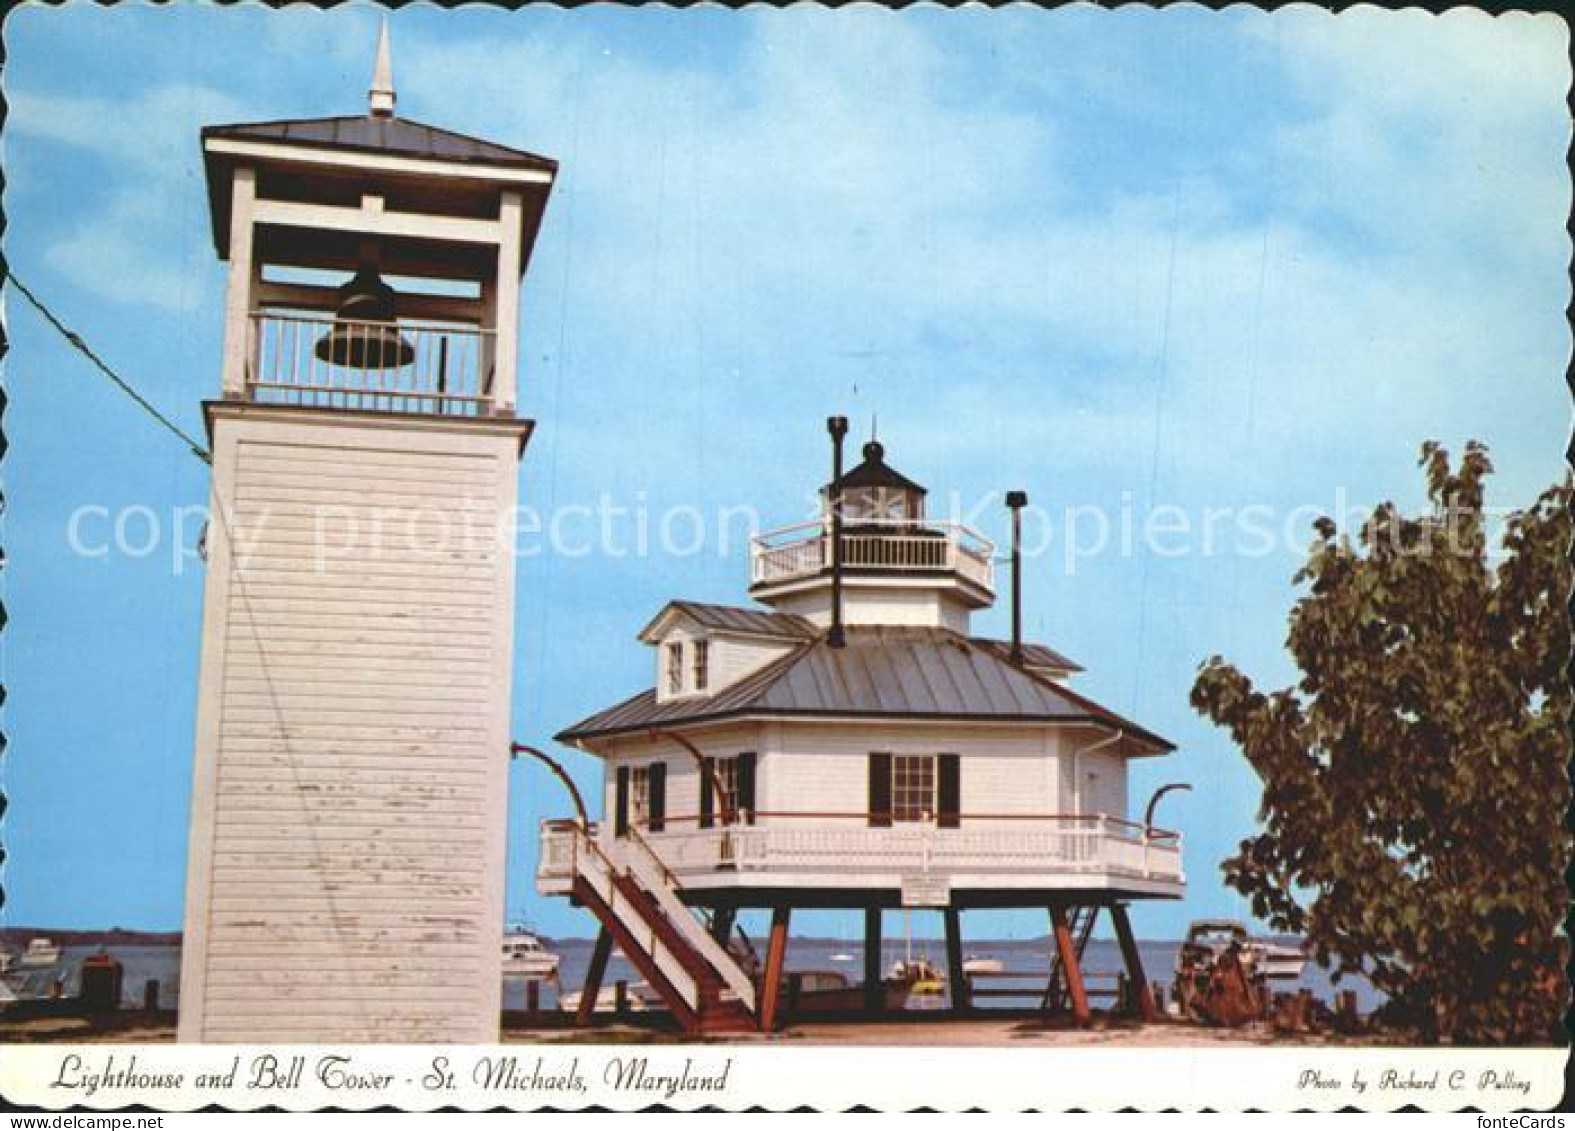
[[8, 83, 250, 170]]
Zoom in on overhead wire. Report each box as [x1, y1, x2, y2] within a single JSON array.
[[7, 272, 212, 464]]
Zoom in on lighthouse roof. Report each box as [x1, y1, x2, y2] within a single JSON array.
[[825, 440, 926, 496], [556, 625, 1167, 754]]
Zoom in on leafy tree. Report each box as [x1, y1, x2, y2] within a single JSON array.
[[1192, 441, 1569, 1044]]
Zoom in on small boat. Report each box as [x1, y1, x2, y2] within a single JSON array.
[[19, 939, 61, 968], [962, 953, 1004, 975], [889, 956, 945, 996], [501, 927, 560, 980], [828, 952, 856, 963]]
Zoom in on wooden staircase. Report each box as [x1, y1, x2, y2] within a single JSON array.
[[565, 824, 758, 1035]]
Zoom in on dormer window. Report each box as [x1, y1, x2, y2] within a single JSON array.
[[666, 642, 684, 695], [693, 640, 710, 692]]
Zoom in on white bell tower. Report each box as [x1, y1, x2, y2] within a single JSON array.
[[178, 25, 556, 1043]]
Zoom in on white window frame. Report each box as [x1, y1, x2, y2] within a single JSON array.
[[693, 639, 710, 692], [630, 765, 651, 828], [666, 641, 684, 696], [891, 754, 937, 824], [714, 755, 739, 820]]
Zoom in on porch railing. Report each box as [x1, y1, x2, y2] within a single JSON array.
[[750, 519, 996, 591], [247, 311, 497, 416], [538, 814, 1183, 888]]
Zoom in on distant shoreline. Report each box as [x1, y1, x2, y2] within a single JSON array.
[[1, 927, 181, 948]]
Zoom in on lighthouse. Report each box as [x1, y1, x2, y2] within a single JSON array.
[[178, 26, 556, 1042], [537, 427, 1184, 1034]]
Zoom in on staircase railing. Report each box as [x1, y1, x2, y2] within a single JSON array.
[[569, 826, 701, 1014], [618, 827, 759, 1012]]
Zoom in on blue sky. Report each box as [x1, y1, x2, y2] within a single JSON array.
[[2, 5, 1568, 942]]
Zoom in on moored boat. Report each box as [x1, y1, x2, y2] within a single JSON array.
[[962, 953, 1004, 975], [19, 939, 61, 968], [501, 926, 560, 980]]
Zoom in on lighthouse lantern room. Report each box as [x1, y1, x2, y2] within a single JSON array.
[[179, 26, 555, 1043]]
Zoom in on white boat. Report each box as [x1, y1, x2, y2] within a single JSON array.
[[962, 953, 1004, 975], [501, 927, 559, 980], [19, 939, 61, 968], [1256, 941, 1307, 982], [828, 952, 856, 963], [1174, 920, 1305, 982]]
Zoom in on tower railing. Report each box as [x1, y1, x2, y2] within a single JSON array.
[[247, 311, 497, 417], [750, 518, 996, 591]]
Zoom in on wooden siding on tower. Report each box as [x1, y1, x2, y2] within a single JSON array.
[[181, 408, 523, 1043]]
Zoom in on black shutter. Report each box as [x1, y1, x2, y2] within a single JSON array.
[[648, 762, 667, 833], [737, 752, 757, 825], [699, 757, 715, 829], [937, 753, 961, 828], [868, 753, 892, 828], [614, 766, 630, 837]]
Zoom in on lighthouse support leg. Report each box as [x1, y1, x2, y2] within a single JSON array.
[[1049, 906, 1092, 1027], [576, 928, 614, 1028], [863, 906, 883, 1016], [1109, 902, 1157, 1022], [944, 906, 970, 1013], [758, 906, 792, 1031]]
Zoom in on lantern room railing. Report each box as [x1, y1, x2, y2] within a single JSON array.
[[750, 518, 996, 592], [247, 312, 497, 416]]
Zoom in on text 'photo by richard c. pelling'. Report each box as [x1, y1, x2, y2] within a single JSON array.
[[0, 1, 1568, 1115]]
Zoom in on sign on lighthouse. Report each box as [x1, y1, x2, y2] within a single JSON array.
[[178, 24, 556, 1043]]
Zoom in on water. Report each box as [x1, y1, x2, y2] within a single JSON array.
[[9, 938, 1384, 1017]]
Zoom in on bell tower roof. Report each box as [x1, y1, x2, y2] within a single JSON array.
[[200, 21, 556, 269]]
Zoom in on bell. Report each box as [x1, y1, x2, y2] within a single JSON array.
[[314, 265, 415, 369]]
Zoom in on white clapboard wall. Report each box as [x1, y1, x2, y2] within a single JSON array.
[[179, 406, 523, 1043]]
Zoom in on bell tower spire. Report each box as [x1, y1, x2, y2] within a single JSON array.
[[369, 18, 396, 117]]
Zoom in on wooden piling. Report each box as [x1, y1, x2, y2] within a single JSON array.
[[758, 905, 792, 1031], [863, 906, 883, 1015], [943, 906, 970, 1012], [1109, 902, 1157, 1022], [577, 927, 614, 1027], [1049, 906, 1091, 1027]]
